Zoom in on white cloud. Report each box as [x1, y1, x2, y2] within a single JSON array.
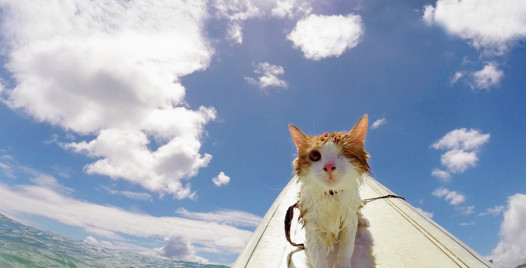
[[472, 62, 504, 90], [212, 171, 231, 187], [479, 205, 505, 217], [431, 168, 451, 182], [0, 158, 74, 193], [65, 118, 216, 199], [102, 186, 153, 202], [30, 174, 74, 195], [459, 221, 476, 226], [488, 194, 526, 268], [245, 62, 288, 89], [211, 0, 311, 20], [86, 233, 158, 253], [432, 187, 466, 205], [0, 0, 217, 199], [84, 236, 114, 248], [156, 236, 209, 264], [458, 205, 475, 215], [432, 128, 490, 151], [431, 169, 451, 182], [271, 0, 312, 18], [423, 0, 526, 54], [440, 149, 478, 174], [227, 23, 243, 44], [415, 207, 434, 219], [0, 181, 253, 257], [210, 0, 313, 44], [371, 118, 387, 129], [0, 161, 16, 179], [176, 207, 261, 228], [211, 0, 264, 21], [287, 14, 364, 60], [432, 128, 490, 174], [450, 71, 464, 85]]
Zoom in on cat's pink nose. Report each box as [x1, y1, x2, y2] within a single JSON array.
[[323, 163, 336, 175]]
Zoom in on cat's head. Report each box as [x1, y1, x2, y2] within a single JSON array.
[[289, 115, 371, 190]]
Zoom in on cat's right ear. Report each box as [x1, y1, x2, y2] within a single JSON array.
[[347, 114, 368, 145], [289, 124, 309, 149]]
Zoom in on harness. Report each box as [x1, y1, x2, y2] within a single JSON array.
[[284, 194, 405, 250]]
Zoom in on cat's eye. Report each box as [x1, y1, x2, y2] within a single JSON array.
[[309, 150, 321, 162]]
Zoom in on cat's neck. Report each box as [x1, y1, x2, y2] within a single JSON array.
[[298, 177, 363, 206]]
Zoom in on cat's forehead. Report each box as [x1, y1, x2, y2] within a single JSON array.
[[318, 141, 341, 156], [312, 132, 345, 145]]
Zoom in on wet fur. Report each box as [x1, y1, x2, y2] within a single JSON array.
[[289, 115, 375, 268]]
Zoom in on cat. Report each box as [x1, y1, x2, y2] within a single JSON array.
[[289, 114, 375, 268]]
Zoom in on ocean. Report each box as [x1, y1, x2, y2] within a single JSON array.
[[0, 214, 229, 268]]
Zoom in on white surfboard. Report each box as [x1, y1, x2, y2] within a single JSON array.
[[233, 176, 493, 268]]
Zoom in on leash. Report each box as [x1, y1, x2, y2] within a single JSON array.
[[284, 201, 305, 249], [284, 194, 405, 250], [361, 194, 405, 207]]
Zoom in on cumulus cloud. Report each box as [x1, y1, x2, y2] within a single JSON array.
[[287, 14, 364, 60], [371, 118, 387, 129], [423, 0, 526, 54], [212, 171, 231, 187], [440, 150, 478, 174], [424, 0, 524, 89], [0, 181, 253, 257], [431, 128, 490, 176], [211, 0, 312, 44], [472, 62, 504, 90], [432, 128, 490, 151], [245, 62, 288, 89], [156, 236, 208, 264], [0, 0, 217, 199], [432, 187, 466, 205], [488, 194, 526, 268], [431, 169, 452, 182]]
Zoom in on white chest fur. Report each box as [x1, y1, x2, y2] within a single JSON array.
[[299, 184, 362, 251]]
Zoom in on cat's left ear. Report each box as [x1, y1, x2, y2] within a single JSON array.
[[348, 114, 368, 144], [289, 124, 309, 149]]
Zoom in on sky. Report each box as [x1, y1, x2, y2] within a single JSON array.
[[0, 0, 525, 266]]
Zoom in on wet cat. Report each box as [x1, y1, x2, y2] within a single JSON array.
[[289, 115, 375, 268]]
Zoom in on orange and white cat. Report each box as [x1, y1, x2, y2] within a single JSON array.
[[289, 115, 375, 268]]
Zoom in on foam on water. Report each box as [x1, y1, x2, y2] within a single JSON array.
[[0, 214, 228, 268]]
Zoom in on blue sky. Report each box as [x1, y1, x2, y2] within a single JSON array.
[[0, 0, 525, 266]]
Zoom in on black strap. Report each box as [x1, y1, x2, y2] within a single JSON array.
[[362, 194, 405, 206], [284, 202, 304, 249]]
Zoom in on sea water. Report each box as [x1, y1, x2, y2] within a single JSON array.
[[0, 214, 228, 268]]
